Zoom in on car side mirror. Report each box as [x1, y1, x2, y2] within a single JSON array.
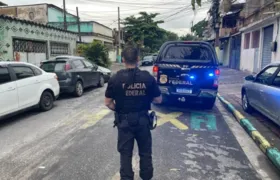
[[245, 75, 255, 81]]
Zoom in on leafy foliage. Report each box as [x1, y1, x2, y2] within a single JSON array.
[[77, 41, 111, 68], [191, 19, 208, 38], [191, 0, 202, 10], [122, 12, 178, 54], [180, 34, 199, 41]]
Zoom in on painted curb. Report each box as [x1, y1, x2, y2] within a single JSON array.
[[217, 94, 280, 171]]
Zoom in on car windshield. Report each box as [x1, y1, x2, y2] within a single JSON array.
[[41, 61, 66, 72], [162, 45, 214, 63]]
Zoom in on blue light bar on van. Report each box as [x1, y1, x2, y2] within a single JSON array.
[[190, 75, 195, 79], [209, 73, 214, 77]]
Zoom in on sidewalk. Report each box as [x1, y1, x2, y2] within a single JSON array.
[[110, 62, 124, 73], [219, 68, 280, 150]]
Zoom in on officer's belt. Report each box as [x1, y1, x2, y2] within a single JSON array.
[[117, 111, 148, 118]]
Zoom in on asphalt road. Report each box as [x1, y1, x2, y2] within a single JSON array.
[[0, 66, 279, 180]]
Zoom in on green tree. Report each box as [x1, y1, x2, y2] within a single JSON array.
[[122, 12, 166, 53], [77, 41, 111, 68], [165, 31, 179, 41], [191, 19, 208, 38], [191, 0, 202, 10], [180, 34, 198, 41]]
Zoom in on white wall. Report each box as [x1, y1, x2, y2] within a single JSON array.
[[109, 50, 116, 62], [241, 49, 255, 72], [93, 23, 112, 38], [240, 31, 256, 72], [240, 18, 280, 73], [80, 36, 113, 44]]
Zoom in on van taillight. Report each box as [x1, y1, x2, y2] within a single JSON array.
[[215, 69, 220, 76], [65, 63, 71, 71], [153, 65, 158, 78]]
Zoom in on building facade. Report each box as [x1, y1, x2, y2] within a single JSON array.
[[0, 15, 77, 66], [0, 3, 118, 61], [240, 0, 280, 73]]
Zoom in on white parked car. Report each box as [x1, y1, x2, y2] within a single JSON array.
[[0, 62, 60, 119]]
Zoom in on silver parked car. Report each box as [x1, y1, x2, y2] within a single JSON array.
[[242, 62, 280, 126], [140, 56, 154, 66]]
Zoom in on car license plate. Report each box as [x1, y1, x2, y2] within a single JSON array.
[[176, 88, 192, 94]]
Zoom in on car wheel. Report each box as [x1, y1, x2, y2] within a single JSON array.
[[74, 80, 83, 97], [39, 91, 54, 111], [98, 75, 105, 87], [242, 91, 253, 113], [204, 98, 216, 109]]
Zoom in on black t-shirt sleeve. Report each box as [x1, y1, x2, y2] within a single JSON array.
[[150, 77, 161, 98], [105, 75, 115, 99]]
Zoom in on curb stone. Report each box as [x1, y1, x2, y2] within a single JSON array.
[[217, 94, 280, 171]]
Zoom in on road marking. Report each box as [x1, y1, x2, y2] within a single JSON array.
[[190, 111, 217, 131], [62, 110, 87, 125], [156, 111, 188, 130], [81, 109, 111, 129]]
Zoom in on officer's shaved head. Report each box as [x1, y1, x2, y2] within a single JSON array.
[[122, 46, 139, 65]]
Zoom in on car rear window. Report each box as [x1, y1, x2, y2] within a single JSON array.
[[41, 61, 66, 72], [163, 45, 214, 63]]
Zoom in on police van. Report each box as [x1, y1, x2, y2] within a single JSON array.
[[153, 41, 220, 109]]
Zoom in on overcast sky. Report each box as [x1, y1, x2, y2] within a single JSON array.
[[4, 0, 210, 36]]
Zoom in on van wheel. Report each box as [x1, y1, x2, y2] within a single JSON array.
[[39, 91, 54, 111], [98, 75, 105, 87], [74, 81, 83, 97]]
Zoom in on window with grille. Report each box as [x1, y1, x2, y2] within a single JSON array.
[[13, 39, 47, 53], [50, 42, 69, 55]]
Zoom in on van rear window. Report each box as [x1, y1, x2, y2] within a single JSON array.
[[41, 62, 66, 72], [163, 45, 214, 63]]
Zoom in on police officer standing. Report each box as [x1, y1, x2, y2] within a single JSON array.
[[105, 46, 162, 180]]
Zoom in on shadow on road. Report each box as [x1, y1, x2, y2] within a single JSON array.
[[153, 101, 217, 114], [57, 86, 101, 100], [0, 108, 41, 129]]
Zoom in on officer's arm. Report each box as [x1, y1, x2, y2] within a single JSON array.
[[151, 78, 162, 104], [105, 98, 116, 111], [153, 95, 162, 104], [105, 75, 116, 111]]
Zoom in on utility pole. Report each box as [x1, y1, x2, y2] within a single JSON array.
[[63, 0, 67, 30], [117, 6, 121, 63], [76, 7, 81, 42], [191, 21, 194, 36], [212, 0, 220, 47]]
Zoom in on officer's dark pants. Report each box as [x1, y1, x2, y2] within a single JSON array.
[[117, 117, 153, 180]]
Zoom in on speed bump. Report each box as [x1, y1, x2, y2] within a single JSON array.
[[217, 94, 280, 171]]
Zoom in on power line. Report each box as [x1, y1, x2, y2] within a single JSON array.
[[163, 6, 209, 23], [158, 1, 210, 22], [79, 0, 185, 8]]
